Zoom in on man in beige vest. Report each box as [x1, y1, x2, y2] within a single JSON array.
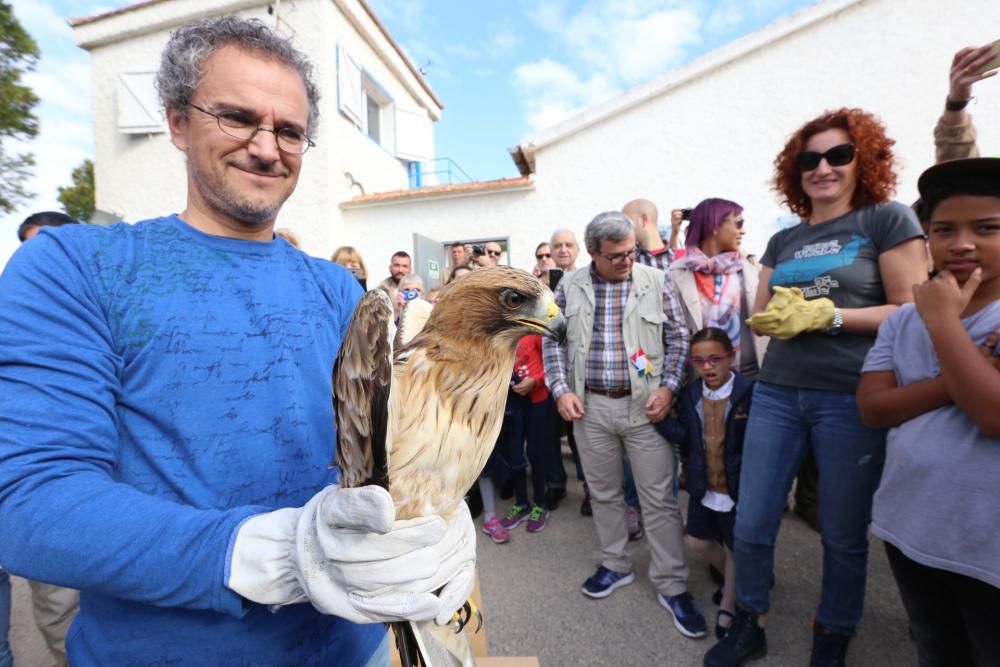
[[542, 211, 706, 639]]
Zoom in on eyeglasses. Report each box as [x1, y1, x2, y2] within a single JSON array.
[[187, 103, 315, 155], [795, 143, 855, 172], [486, 249, 502, 257], [688, 354, 729, 367], [536, 252, 552, 260], [598, 247, 637, 265]]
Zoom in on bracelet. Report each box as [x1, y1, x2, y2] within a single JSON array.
[[825, 307, 843, 335], [945, 98, 970, 112]]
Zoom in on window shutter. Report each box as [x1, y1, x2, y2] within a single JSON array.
[[117, 71, 165, 134], [394, 106, 432, 160], [338, 45, 363, 126]]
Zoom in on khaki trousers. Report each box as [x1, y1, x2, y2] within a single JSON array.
[[575, 392, 689, 596], [27, 581, 78, 666]]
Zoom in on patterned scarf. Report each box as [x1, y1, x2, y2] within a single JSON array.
[[683, 248, 745, 366]]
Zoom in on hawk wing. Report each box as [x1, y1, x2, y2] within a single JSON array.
[[332, 289, 395, 489]]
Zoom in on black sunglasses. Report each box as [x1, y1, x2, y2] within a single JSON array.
[[795, 143, 855, 172], [536, 252, 551, 259]]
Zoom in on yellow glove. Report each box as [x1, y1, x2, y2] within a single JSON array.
[[746, 286, 835, 340]]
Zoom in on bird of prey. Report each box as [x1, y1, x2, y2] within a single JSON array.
[[332, 266, 565, 666]]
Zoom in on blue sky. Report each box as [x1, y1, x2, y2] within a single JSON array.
[[1, 0, 815, 265]]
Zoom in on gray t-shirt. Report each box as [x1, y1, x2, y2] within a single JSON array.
[[759, 202, 922, 392], [864, 302, 1000, 588]]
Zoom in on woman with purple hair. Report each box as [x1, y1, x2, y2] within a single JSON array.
[[666, 198, 764, 638], [668, 198, 766, 378]]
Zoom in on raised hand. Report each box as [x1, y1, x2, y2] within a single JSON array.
[[912, 268, 982, 330], [949, 45, 999, 103]]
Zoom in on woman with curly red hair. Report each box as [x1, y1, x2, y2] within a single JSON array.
[[705, 109, 928, 667]]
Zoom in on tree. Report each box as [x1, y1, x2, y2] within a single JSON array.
[[0, 0, 40, 213], [58, 159, 95, 222]]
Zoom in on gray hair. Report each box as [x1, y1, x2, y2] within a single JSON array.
[[550, 227, 577, 247], [156, 16, 320, 134], [398, 273, 424, 291], [584, 212, 634, 253]]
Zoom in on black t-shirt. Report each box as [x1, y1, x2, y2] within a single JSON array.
[[758, 201, 923, 392]]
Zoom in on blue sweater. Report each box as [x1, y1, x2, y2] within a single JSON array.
[[656, 373, 753, 503], [0, 216, 384, 666]]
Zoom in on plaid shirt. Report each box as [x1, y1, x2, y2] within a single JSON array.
[[543, 265, 689, 399], [636, 245, 673, 272]]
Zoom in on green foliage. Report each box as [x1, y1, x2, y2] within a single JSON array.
[[0, 0, 40, 213], [0, 146, 33, 212], [58, 159, 95, 222]]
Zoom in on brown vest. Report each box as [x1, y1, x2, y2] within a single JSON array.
[[701, 396, 729, 494]]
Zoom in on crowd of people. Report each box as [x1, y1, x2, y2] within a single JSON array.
[[0, 14, 998, 667]]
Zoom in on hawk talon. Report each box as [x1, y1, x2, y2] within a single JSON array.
[[449, 599, 482, 634]]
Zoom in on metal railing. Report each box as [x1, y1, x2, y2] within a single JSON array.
[[409, 158, 472, 188]]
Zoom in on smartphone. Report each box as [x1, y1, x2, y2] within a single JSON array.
[[681, 208, 694, 221], [548, 268, 564, 291], [973, 39, 1000, 75]]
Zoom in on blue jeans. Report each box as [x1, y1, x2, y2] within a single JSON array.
[[733, 382, 887, 635], [0, 569, 12, 667]]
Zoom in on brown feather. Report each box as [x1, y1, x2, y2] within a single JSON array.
[[334, 267, 558, 521], [332, 289, 394, 489]]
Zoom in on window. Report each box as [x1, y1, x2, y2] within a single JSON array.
[[117, 70, 165, 134], [337, 44, 397, 150], [366, 93, 381, 143], [360, 72, 392, 148]]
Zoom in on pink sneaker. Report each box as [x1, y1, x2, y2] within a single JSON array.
[[481, 517, 510, 544]]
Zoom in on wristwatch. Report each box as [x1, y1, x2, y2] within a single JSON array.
[[825, 307, 844, 335]]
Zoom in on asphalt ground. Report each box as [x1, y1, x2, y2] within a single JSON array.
[[475, 465, 916, 667], [9, 454, 917, 667]]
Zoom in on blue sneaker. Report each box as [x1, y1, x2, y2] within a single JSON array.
[[581, 565, 634, 599], [659, 591, 707, 638]]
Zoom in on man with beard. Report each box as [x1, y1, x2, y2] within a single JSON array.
[[380, 250, 413, 297], [0, 16, 473, 667]]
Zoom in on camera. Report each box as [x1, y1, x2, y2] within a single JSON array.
[[681, 208, 693, 221], [401, 289, 420, 302], [472, 244, 486, 257]]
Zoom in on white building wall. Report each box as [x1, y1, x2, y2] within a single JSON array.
[[344, 0, 1000, 279], [78, 0, 436, 257]]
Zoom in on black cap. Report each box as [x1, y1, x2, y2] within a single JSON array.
[[917, 158, 1000, 215]]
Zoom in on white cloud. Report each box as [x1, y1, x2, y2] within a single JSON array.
[[365, 0, 426, 35], [513, 0, 703, 133], [705, 5, 745, 34], [572, 6, 701, 85], [492, 31, 520, 52], [24, 58, 90, 115], [524, 0, 570, 32], [11, 0, 75, 45], [442, 29, 520, 64], [513, 58, 617, 131]]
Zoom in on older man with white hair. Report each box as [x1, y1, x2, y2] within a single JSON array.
[[550, 228, 580, 272]]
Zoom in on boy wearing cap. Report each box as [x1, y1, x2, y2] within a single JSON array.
[[857, 158, 1000, 665]]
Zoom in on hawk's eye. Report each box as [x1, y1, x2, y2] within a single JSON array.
[[502, 289, 525, 309]]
